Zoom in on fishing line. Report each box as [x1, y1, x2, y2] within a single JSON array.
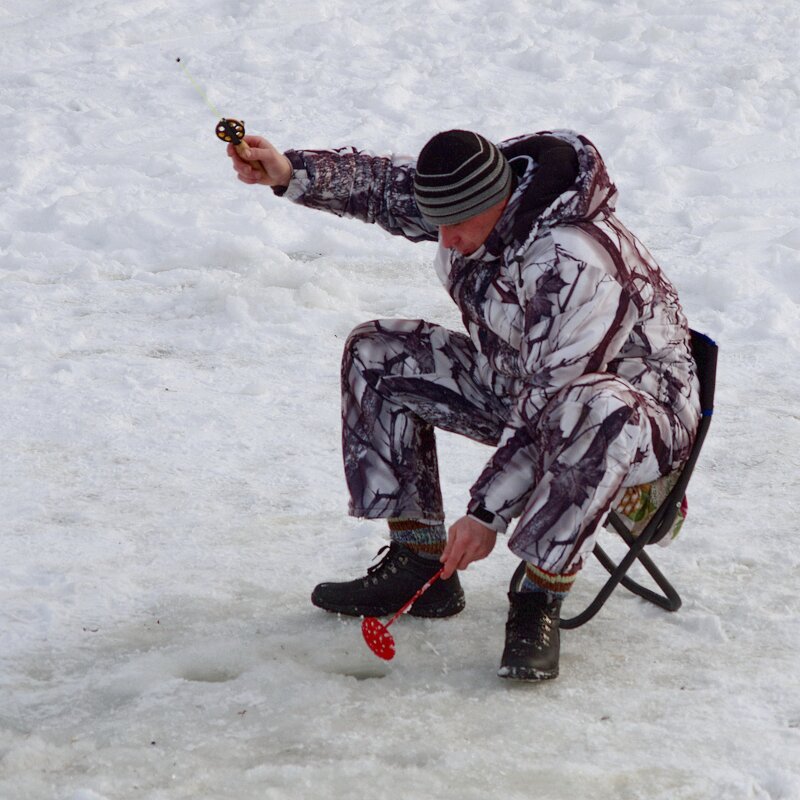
[[175, 56, 262, 174], [175, 57, 222, 118]]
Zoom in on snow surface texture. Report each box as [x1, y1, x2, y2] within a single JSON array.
[[1, 1, 799, 798]]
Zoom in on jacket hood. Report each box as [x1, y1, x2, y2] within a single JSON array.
[[497, 130, 618, 252]]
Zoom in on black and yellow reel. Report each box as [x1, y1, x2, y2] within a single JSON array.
[[215, 118, 246, 146]]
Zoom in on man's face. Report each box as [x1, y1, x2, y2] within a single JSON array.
[[438, 199, 508, 256]]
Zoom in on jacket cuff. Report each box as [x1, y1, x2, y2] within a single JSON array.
[[272, 150, 308, 201]]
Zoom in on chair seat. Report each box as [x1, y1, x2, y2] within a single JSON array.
[[613, 470, 688, 545]]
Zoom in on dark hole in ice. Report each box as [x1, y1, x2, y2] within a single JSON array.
[[337, 667, 387, 681], [182, 667, 239, 683]]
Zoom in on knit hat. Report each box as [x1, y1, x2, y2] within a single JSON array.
[[413, 130, 513, 226]]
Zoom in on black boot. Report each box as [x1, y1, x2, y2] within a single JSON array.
[[498, 590, 562, 681], [311, 542, 465, 618]]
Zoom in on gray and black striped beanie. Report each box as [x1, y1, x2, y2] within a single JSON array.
[[413, 130, 513, 226]]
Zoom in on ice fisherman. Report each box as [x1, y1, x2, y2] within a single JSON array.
[[227, 128, 701, 681]]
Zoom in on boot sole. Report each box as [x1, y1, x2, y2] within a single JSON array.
[[497, 665, 558, 681], [408, 595, 465, 618], [311, 594, 465, 619]]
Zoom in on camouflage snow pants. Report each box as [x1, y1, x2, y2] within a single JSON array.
[[341, 319, 695, 575]]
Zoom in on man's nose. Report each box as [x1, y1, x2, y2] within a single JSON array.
[[440, 226, 459, 250]]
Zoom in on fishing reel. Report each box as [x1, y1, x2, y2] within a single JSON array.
[[215, 117, 246, 145], [215, 117, 266, 177]]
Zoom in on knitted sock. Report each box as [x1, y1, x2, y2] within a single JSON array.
[[518, 562, 578, 602], [388, 518, 447, 560]]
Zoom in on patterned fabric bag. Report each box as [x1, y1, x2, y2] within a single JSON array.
[[613, 470, 688, 546]]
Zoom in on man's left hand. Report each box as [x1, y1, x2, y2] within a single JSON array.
[[440, 516, 497, 579]]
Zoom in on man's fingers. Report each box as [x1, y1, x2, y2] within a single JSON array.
[[242, 134, 268, 149], [440, 531, 455, 562], [441, 555, 465, 581], [440, 531, 474, 579], [242, 145, 269, 163], [439, 552, 455, 580], [440, 517, 497, 579], [236, 172, 260, 185], [439, 538, 461, 580]]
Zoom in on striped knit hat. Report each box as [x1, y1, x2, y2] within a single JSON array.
[[414, 130, 513, 226]]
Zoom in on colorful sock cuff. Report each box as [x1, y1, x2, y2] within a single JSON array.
[[520, 563, 578, 598], [388, 518, 444, 531], [388, 519, 447, 558]]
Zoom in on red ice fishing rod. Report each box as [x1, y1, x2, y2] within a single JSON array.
[[361, 567, 445, 661], [176, 57, 266, 176]]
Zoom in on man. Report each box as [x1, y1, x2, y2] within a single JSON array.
[[228, 128, 700, 681]]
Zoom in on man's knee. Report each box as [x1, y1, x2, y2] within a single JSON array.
[[342, 318, 432, 386], [344, 319, 381, 354], [522, 374, 638, 430], [344, 318, 427, 355], [342, 319, 385, 371]]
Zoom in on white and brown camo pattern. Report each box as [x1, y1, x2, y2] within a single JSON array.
[[283, 131, 700, 573]]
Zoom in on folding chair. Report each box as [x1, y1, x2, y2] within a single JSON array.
[[511, 330, 718, 629]]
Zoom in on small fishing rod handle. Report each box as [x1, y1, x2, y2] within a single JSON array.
[[215, 118, 266, 177]]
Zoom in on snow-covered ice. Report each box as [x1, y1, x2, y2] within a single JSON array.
[[1, 1, 799, 798]]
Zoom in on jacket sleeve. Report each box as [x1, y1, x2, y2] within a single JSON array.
[[467, 232, 640, 532], [280, 147, 438, 243]]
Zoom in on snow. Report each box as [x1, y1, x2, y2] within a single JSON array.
[[1, 0, 799, 798]]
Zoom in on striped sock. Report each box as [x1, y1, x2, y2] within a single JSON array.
[[519, 562, 578, 602], [388, 518, 447, 560]]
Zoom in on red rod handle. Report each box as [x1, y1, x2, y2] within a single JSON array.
[[384, 567, 445, 629]]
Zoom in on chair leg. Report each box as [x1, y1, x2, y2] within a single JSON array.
[[615, 546, 682, 612], [509, 513, 683, 631], [559, 543, 634, 630], [605, 511, 682, 612], [560, 528, 682, 630]]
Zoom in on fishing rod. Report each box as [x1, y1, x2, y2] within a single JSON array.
[[176, 57, 265, 175]]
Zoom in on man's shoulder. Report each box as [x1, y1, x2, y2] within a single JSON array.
[[516, 222, 611, 270]]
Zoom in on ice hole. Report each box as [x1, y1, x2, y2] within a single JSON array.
[[181, 667, 239, 683]]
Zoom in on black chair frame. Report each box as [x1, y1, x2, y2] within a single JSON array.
[[512, 330, 717, 629]]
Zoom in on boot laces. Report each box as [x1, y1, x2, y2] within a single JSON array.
[[363, 543, 403, 585], [507, 603, 554, 650]]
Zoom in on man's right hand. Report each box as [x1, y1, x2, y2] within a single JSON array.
[[227, 134, 293, 189]]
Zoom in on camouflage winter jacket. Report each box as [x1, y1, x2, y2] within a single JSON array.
[[281, 131, 701, 526]]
